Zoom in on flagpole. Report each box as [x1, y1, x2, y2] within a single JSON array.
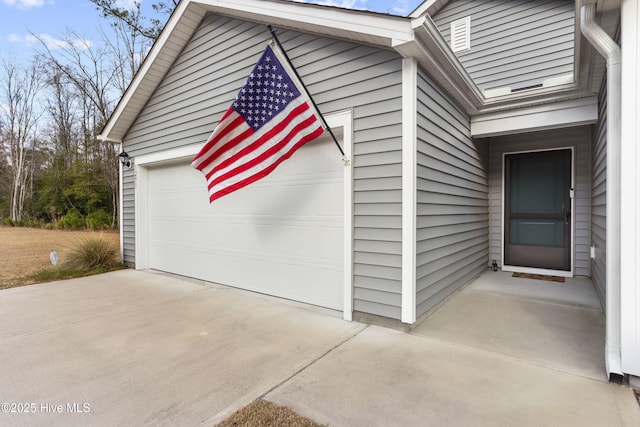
[[267, 24, 348, 161]]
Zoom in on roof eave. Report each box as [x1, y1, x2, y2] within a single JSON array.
[[100, 0, 414, 143]]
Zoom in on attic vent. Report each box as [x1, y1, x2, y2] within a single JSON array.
[[450, 16, 471, 53]]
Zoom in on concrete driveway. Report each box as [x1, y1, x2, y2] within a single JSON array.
[[0, 270, 638, 426]]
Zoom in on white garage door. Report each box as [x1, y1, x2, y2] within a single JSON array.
[[146, 136, 344, 310]]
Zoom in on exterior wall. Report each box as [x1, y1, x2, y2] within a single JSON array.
[[121, 169, 135, 262], [415, 68, 489, 318], [591, 79, 607, 309], [488, 126, 592, 276], [121, 14, 404, 319], [432, 0, 575, 92]]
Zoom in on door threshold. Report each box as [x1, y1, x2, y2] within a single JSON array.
[[502, 265, 573, 278]]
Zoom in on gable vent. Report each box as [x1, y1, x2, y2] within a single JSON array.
[[450, 16, 471, 53]]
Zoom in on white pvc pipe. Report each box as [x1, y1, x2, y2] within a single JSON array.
[[580, 3, 622, 377]]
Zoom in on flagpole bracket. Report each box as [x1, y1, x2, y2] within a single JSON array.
[[342, 156, 351, 167]]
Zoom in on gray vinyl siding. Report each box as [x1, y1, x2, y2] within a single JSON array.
[[432, 0, 575, 92], [591, 80, 607, 309], [416, 68, 489, 318], [121, 169, 135, 262], [488, 126, 592, 276], [121, 14, 404, 319]]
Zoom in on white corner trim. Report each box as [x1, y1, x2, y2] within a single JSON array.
[[401, 58, 418, 324], [325, 110, 354, 322], [471, 97, 598, 137], [620, 0, 640, 377]]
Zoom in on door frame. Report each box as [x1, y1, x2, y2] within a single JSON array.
[[501, 147, 575, 277], [132, 110, 354, 321]]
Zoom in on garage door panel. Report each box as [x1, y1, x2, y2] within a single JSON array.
[[146, 138, 344, 310]]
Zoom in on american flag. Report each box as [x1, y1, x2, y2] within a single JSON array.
[[192, 42, 325, 203]]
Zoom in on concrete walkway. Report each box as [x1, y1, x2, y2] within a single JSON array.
[[0, 270, 638, 426]]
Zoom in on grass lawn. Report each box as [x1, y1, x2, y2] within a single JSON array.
[[0, 226, 121, 289]]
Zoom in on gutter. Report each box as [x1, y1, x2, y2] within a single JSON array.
[[580, 3, 622, 378]]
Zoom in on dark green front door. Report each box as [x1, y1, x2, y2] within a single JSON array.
[[504, 149, 572, 271]]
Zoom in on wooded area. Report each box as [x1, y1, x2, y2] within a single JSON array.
[[0, 0, 175, 229]]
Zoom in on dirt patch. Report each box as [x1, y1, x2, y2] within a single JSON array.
[[0, 227, 120, 289], [216, 399, 321, 427]]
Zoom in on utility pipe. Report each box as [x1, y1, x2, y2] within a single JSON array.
[[580, 3, 622, 377]]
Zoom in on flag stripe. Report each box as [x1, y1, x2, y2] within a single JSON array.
[[192, 112, 249, 168], [209, 125, 324, 202], [204, 100, 313, 181], [208, 112, 321, 191]]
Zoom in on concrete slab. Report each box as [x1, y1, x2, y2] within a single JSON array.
[[413, 271, 607, 381], [267, 326, 640, 427], [1, 269, 638, 426], [0, 270, 364, 426]]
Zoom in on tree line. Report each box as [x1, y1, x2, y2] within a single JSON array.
[[0, 0, 176, 229]]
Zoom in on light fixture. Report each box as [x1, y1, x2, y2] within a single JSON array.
[[118, 151, 132, 167]]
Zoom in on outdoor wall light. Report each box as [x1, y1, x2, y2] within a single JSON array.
[[118, 151, 132, 168]]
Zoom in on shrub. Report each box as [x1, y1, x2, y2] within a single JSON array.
[[3, 217, 13, 226], [86, 209, 112, 230], [62, 234, 119, 270], [60, 210, 85, 230]]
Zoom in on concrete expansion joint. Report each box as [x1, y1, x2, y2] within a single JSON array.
[[259, 324, 370, 400]]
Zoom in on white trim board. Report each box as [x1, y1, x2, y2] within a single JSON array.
[[471, 97, 598, 137], [133, 110, 354, 321]]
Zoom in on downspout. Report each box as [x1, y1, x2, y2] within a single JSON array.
[[580, 3, 623, 377]]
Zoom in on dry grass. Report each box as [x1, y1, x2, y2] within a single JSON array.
[[0, 227, 120, 289], [216, 400, 322, 427]]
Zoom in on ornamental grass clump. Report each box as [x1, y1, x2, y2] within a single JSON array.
[[62, 234, 119, 271]]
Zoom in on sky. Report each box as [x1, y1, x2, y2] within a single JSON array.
[[1, 0, 425, 64]]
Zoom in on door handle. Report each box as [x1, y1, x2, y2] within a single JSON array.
[[566, 210, 571, 224]]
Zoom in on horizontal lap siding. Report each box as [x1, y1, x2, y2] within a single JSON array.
[[488, 126, 592, 276], [416, 69, 489, 318], [122, 170, 135, 262], [121, 14, 404, 318], [433, 0, 574, 91], [591, 81, 607, 309]]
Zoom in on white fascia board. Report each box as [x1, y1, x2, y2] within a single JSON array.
[[197, 0, 413, 44], [620, 0, 640, 377], [471, 97, 598, 137], [409, 0, 449, 18]]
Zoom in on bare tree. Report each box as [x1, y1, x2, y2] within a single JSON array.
[[35, 31, 121, 226], [44, 68, 79, 165], [0, 59, 43, 222]]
